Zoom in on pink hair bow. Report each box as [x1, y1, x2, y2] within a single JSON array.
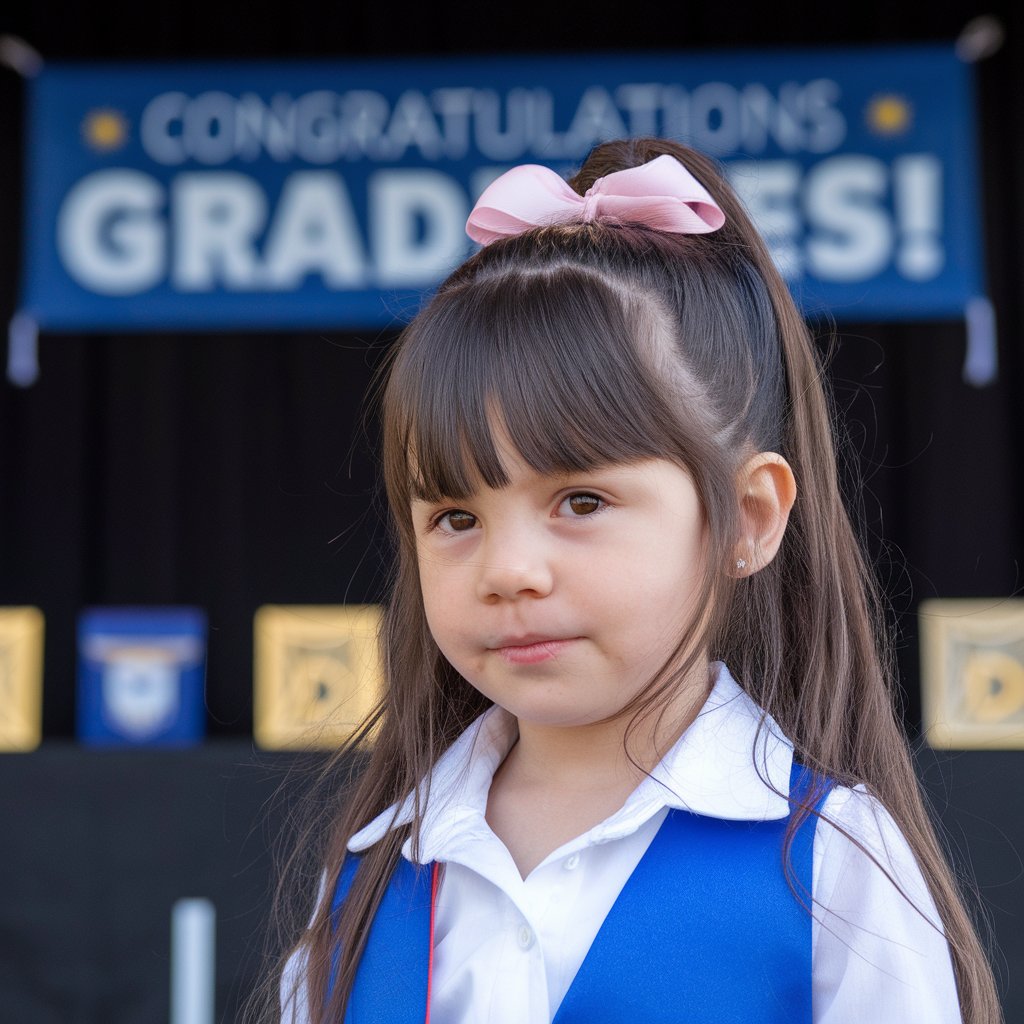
[[466, 154, 725, 244]]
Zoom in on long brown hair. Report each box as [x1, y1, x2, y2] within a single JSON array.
[[270, 138, 1001, 1024]]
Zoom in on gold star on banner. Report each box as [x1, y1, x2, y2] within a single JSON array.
[[82, 109, 129, 152], [865, 94, 913, 136]]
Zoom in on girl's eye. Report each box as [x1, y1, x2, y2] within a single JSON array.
[[438, 509, 477, 533], [563, 493, 604, 516]]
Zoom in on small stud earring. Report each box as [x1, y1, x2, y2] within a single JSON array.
[[736, 558, 747, 570]]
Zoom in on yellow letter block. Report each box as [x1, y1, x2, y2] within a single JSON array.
[[920, 598, 1024, 749], [254, 605, 383, 751], [0, 607, 44, 752]]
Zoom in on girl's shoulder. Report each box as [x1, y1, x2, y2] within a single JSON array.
[[279, 942, 309, 1024], [814, 783, 938, 920], [810, 784, 961, 1022]]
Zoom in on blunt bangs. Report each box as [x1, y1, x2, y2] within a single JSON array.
[[385, 266, 699, 504]]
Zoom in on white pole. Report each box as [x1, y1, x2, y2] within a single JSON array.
[[171, 897, 216, 1024]]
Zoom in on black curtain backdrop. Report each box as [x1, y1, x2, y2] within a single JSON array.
[[1, 0, 1023, 1019], [0, 0, 1020, 738]]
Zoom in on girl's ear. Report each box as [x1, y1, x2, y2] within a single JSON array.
[[731, 452, 797, 577]]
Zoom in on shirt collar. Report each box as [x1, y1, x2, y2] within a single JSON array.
[[347, 662, 794, 860]]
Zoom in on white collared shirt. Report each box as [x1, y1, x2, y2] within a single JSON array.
[[287, 663, 961, 1024]]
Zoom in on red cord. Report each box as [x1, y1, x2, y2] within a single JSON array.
[[425, 862, 440, 1024]]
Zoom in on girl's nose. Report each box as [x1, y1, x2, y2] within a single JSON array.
[[475, 534, 553, 602]]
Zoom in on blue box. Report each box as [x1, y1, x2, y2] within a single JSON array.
[[76, 607, 207, 747]]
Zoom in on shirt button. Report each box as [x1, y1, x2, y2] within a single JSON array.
[[517, 925, 534, 950], [564, 853, 581, 871]]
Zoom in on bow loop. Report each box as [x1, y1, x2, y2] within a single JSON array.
[[466, 154, 725, 244]]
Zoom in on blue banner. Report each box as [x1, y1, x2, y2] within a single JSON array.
[[19, 48, 985, 331]]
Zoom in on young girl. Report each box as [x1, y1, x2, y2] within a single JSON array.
[[275, 138, 1001, 1023]]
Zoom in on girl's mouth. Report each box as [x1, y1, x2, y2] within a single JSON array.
[[492, 637, 579, 665]]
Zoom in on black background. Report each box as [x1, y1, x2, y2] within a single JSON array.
[[0, 1, 1022, 1020]]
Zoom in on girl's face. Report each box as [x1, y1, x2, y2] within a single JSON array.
[[411, 430, 711, 733]]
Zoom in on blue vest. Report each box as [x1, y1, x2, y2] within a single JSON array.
[[332, 763, 831, 1023]]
